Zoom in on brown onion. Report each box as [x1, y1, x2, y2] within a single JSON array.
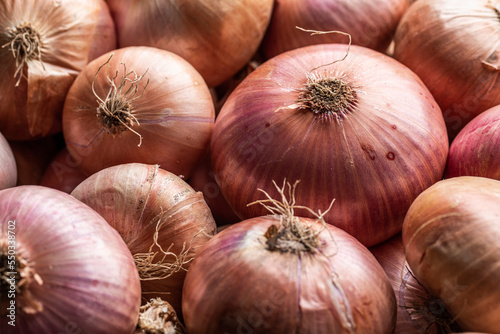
[[70, 163, 217, 317], [261, 0, 408, 59], [62, 46, 215, 178], [182, 181, 396, 333], [0, 0, 116, 140], [445, 104, 500, 180], [106, 0, 274, 87], [0, 185, 141, 333], [403, 176, 500, 333], [393, 0, 500, 140], [210, 43, 449, 247], [39, 147, 87, 193], [0, 132, 16, 190], [370, 234, 462, 333]]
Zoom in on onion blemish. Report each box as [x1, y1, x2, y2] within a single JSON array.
[[1, 22, 44, 86], [92, 55, 149, 147]]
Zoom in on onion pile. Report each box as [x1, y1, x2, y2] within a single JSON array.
[[445, 104, 500, 180], [0, 0, 116, 140], [62, 46, 215, 178], [210, 43, 449, 247], [0, 185, 141, 333], [261, 0, 408, 59], [403, 176, 500, 333], [106, 0, 274, 87], [393, 0, 500, 140], [0, 132, 16, 190], [70, 163, 217, 317], [182, 181, 396, 333]]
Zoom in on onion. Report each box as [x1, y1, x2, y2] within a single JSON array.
[[0, 185, 141, 333], [62, 46, 215, 178], [402, 176, 500, 333], [0, 132, 16, 190], [182, 181, 396, 333], [210, 43, 449, 247], [261, 0, 408, 59], [445, 104, 500, 180], [70, 163, 217, 317], [0, 0, 116, 140], [370, 234, 462, 333], [39, 147, 87, 193], [106, 0, 274, 87], [393, 0, 500, 140]]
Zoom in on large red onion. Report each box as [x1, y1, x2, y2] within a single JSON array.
[[62, 46, 215, 178], [0, 132, 16, 190], [71, 163, 217, 317], [0, 0, 116, 140], [445, 104, 500, 180], [106, 0, 274, 87], [210, 43, 449, 247], [403, 176, 500, 333], [182, 181, 396, 333], [0, 185, 141, 333], [393, 0, 500, 140], [261, 0, 408, 59]]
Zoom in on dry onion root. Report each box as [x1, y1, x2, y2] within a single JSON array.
[[0, 0, 116, 140], [135, 298, 186, 334], [70, 163, 217, 318], [182, 180, 396, 334]]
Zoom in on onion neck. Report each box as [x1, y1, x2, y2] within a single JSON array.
[[297, 74, 357, 119], [264, 217, 320, 253]]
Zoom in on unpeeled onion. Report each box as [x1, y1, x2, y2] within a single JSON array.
[[0, 132, 16, 190], [403, 176, 500, 333], [71, 163, 217, 317], [62, 46, 215, 178], [261, 0, 408, 59], [0, 185, 141, 333], [0, 0, 116, 140], [106, 0, 274, 87], [210, 43, 449, 247]]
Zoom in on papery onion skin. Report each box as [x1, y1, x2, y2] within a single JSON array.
[[0, 0, 116, 140], [402, 176, 500, 333], [182, 216, 396, 334], [261, 0, 408, 59], [70, 163, 217, 317], [393, 0, 500, 140], [0, 132, 16, 190], [0, 185, 141, 333], [444, 105, 500, 180], [62, 46, 215, 178], [210, 44, 449, 247], [106, 0, 274, 87], [39, 147, 87, 193]]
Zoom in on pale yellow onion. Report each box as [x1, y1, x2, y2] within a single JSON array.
[[0, 185, 141, 333], [394, 0, 500, 140], [0, 132, 16, 190], [106, 0, 274, 87], [62, 46, 215, 178], [261, 0, 408, 59], [70, 163, 217, 317], [403, 176, 500, 333], [0, 0, 116, 140]]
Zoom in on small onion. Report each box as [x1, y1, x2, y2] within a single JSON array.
[[70, 163, 217, 317], [0, 132, 16, 190], [393, 0, 500, 140], [370, 234, 462, 333], [182, 181, 396, 334], [0, 0, 116, 140], [39, 147, 87, 193], [106, 0, 274, 87], [261, 0, 408, 59], [62, 46, 215, 178], [445, 104, 500, 180], [0, 185, 141, 333], [210, 43, 449, 247], [403, 176, 500, 333]]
